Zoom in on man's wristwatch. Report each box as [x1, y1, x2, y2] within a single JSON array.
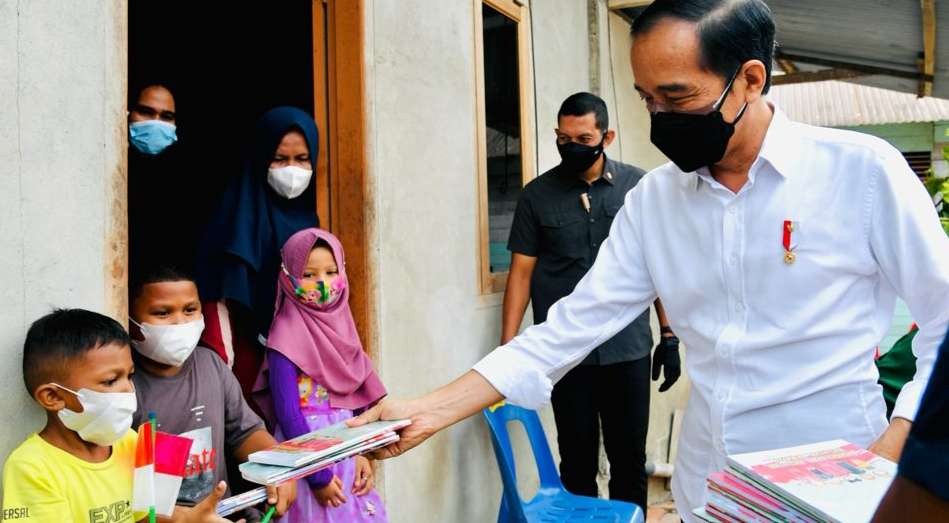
[[660, 326, 678, 344]]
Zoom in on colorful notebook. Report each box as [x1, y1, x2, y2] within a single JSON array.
[[240, 432, 400, 485], [725, 440, 896, 523], [248, 419, 410, 467]]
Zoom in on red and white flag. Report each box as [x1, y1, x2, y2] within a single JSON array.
[[133, 421, 193, 516]]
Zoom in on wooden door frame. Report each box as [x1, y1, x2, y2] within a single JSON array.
[[312, 0, 376, 355]]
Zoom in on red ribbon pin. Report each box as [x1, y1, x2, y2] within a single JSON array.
[[783, 220, 796, 264]]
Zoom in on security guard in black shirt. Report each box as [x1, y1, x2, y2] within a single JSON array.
[[501, 92, 680, 509]]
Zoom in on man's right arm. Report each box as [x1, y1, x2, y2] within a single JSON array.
[[501, 253, 537, 345], [475, 184, 658, 409], [351, 183, 658, 458]]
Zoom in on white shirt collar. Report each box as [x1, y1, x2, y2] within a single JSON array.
[[756, 104, 798, 178], [685, 103, 798, 192]]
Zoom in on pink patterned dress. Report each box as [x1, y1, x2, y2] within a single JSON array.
[[275, 374, 388, 523]]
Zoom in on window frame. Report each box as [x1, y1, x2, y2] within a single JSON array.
[[474, 0, 537, 295]]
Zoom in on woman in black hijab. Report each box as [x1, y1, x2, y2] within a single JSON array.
[[196, 106, 320, 395]]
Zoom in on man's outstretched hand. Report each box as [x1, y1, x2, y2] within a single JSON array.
[[347, 371, 505, 460], [347, 399, 440, 460]]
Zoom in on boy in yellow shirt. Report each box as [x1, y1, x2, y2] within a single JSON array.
[[2, 309, 238, 523]]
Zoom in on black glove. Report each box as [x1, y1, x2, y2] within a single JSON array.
[[652, 335, 681, 392]]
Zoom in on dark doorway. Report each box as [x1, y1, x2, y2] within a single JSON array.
[[128, 1, 315, 275]]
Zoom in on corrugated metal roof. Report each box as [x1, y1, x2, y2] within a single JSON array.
[[768, 80, 949, 127], [768, 0, 949, 99], [620, 0, 949, 98]]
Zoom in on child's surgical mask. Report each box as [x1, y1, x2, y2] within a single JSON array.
[[130, 317, 205, 367], [129, 120, 177, 156], [267, 165, 312, 199], [52, 384, 137, 446], [282, 264, 346, 307]]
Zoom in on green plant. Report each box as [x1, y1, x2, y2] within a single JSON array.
[[922, 146, 949, 235]]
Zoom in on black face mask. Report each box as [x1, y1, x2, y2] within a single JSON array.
[[557, 136, 605, 173], [649, 70, 748, 173]]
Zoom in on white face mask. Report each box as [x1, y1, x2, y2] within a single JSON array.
[[53, 384, 137, 446], [267, 165, 313, 199], [130, 317, 205, 367]]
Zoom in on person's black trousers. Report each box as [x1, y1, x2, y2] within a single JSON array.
[[550, 357, 650, 509]]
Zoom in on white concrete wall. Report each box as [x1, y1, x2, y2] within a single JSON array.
[[0, 0, 126, 489], [532, 0, 591, 173], [366, 1, 592, 521], [367, 3, 496, 521], [367, 1, 692, 519], [601, 9, 667, 171]]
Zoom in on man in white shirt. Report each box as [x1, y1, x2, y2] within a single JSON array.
[[352, 0, 949, 520]]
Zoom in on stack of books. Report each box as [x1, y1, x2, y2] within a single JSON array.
[[239, 420, 410, 485], [694, 440, 896, 523], [216, 487, 269, 517]]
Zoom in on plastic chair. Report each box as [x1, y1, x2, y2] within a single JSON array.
[[482, 403, 645, 523]]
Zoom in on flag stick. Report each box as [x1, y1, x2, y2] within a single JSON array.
[[148, 412, 157, 523]]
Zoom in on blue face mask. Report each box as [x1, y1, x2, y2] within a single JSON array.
[[129, 120, 177, 155]]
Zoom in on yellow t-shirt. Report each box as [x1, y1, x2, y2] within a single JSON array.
[[2, 430, 138, 523]]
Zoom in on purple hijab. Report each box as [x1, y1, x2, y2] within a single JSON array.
[[255, 228, 386, 411]]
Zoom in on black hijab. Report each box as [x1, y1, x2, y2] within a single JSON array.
[[196, 106, 320, 335]]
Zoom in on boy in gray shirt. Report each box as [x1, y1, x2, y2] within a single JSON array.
[[129, 267, 296, 515]]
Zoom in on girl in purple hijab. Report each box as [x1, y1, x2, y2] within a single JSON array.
[[255, 228, 388, 522]]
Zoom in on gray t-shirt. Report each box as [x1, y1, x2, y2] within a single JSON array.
[[132, 347, 264, 505]]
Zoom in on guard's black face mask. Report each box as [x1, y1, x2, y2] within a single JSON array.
[[557, 136, 605, 173], [649, 70, 748, 173]]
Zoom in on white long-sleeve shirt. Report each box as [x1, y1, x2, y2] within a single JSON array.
[[473, 107, 949, 520]]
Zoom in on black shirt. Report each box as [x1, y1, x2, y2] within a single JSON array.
[[508, 155, 652, 365], [128, 144, 206, 274], [897, 326, 949, 501]]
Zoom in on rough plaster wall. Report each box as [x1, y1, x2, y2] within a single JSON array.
[[603, 10, 668, 171], [368, 2, 687, 519], [368, 2, 508, 521], [0, 0, 126, 490], [531, 0, 591, 174], [366, 1, 586, 521]]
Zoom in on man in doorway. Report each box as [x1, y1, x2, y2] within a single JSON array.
[[129, 84, 178, 156], [127, 83, 202, 273], [354, 1, 949, 522], [501, 92, 679, 509]]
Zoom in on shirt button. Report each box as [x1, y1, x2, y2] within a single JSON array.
[[716, 391, 727, 402], [729, 254, 738, 265], [736, 302, 745, 312], [729, 206, 738, 215]]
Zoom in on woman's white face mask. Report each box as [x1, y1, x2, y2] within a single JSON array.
[[267, 165, 313, 199], [130, 317, 205, 367], [53, 384, 137, 446]]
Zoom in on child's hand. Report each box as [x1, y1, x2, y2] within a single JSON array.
[[165, 481, 245, 523], [352, 456, 375, 496], [314, 476, 347, 508], [266, 480, 297, 516]]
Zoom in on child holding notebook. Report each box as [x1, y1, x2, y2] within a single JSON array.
[[254, 228, 388, 522], [128, 266, 296, 517]]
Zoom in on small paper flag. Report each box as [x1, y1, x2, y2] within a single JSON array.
[[132, 423, 194, 516]]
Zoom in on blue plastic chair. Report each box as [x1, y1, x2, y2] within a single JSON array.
[[482, 403, 645, 523]]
